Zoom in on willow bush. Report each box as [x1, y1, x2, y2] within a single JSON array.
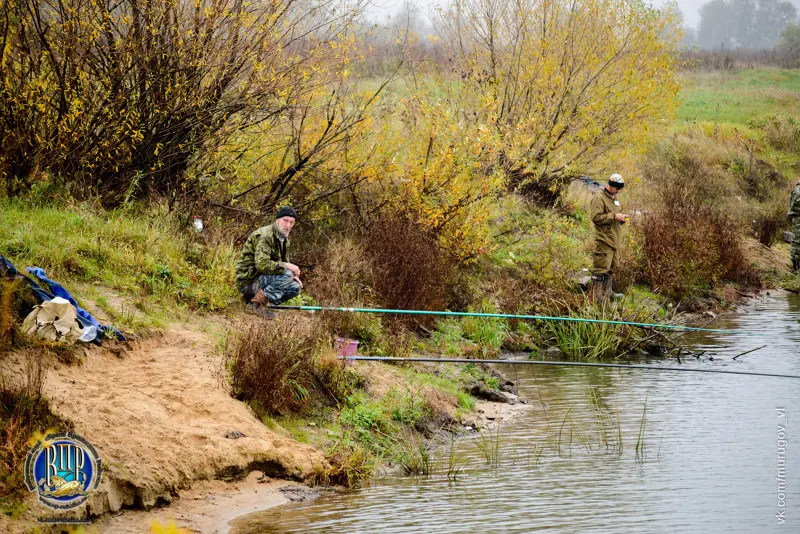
[[0, 0, 367, 205]]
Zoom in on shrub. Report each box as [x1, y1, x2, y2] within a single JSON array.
[[0, 0, 362, 205], [364, 214, 454, 327], [306, 237, 375, 308], [757, 114, 800, 152], [638, 137, 761, 298], [223, 319, 329, 416], [750, 196, 791, 247], [314, 351, 364, 407]]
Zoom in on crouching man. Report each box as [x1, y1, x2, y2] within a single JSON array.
[[235, 206, 303, 310]]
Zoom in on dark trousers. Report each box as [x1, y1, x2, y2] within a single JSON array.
[[242, 269, 301, 305]]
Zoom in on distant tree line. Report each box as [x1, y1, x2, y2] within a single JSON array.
[[684, 0, 798, 50]]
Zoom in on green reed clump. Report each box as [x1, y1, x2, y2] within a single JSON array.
[[315, 432, 378, 489], [476, 422, 503, 467], [543, 299, 665, 360], [445, 435, 471, 481], [390, 429, 437, 476]]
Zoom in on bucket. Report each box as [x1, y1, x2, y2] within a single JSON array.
[[335, 337, 359, 358]]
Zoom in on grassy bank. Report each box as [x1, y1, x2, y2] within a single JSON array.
[[673, 68, 800, 293], [0, 199, 236, 332]]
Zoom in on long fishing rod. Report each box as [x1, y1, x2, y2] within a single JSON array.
[[338, 356, 800, 379], [273, 304, 760, 336]]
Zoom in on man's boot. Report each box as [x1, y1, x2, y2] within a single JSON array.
[[606, 277, 624, 300], [589, 274, 607, 302]]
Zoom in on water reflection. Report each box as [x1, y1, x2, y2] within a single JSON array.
[[231, 292, 800, 534]]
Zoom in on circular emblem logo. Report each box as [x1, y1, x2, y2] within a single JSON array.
[[24, 432, 102, 510]]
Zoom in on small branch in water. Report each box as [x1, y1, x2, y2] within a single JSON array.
[[732, 344, 767, 360]]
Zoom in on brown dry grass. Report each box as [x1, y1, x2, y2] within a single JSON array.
[[364, 214, 454, 327], [223, 318, 329, 416], [0, 350, 69, 502]]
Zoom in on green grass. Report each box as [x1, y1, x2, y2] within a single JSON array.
[[781, 271, 800, 293], [678, 69, 800, 126], [0, 199, 237, 330]]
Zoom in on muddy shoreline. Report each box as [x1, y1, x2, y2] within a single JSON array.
[[92, 396, 535, 534]]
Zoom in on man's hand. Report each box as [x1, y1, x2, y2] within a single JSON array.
[[285, 263, 301, 277], [615, 213, 629, 222], [293, 275, 303, 289]]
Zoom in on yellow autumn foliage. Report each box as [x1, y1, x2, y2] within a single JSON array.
[[435, 0, 681, 202]]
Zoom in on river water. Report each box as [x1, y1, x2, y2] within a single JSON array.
[[230, 292, 800, 533]]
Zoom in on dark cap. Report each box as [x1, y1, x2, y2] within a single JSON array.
[[275, 206, 298, 220]]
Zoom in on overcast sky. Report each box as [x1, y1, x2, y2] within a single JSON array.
[[365, 0, 800, 30]]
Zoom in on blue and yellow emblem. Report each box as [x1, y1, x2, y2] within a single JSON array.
[[24, 432, 102, 510]]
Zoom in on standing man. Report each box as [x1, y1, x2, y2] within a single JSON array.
[[789, 179, 800, 273], [235, 206, 303, 311], [590, 174, 629, 301]]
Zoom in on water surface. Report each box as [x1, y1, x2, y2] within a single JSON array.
[[231, 292, 800, 533]]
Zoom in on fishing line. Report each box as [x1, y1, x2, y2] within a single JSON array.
[[337, 356, 800, 379], [273, 304, 764, 336]]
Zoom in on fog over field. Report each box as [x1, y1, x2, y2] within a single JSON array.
[[366, 0, 710, 28], [366, 0, 800, 48]]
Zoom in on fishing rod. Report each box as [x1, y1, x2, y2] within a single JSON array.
[[337, 356, 800, 379], [272, 304, 761, 336]]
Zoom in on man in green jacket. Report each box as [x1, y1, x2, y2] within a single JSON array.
[[789, 179, 800, 272], [235, 206, 303, 309], [590, 174, 629, 300]]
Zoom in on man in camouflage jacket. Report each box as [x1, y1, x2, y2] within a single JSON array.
[[590, 173, 629, 300], [789, 180, 800, 272], [235, 206, 302, 307]]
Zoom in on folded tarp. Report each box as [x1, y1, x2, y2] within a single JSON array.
[[26, 267, 126, 341], [0, 254, 124, 342]]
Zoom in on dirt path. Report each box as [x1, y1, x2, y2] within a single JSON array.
[[16, 322, 326, 526]]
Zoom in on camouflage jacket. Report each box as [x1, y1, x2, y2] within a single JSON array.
[[234, 223, 289, 291], [789, 182, 800, 218], [590, 188, 622, 249]]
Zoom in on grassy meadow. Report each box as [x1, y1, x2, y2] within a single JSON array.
[[678, 69, 800, 125]]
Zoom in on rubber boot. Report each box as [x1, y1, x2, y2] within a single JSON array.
[[590, 274, 608, 302], [606, 277, 624, 300]]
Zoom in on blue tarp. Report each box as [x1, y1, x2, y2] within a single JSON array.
[[26, 267, 126, 341], [0, 254, 124, 341], [1, 255, 53, 302]]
